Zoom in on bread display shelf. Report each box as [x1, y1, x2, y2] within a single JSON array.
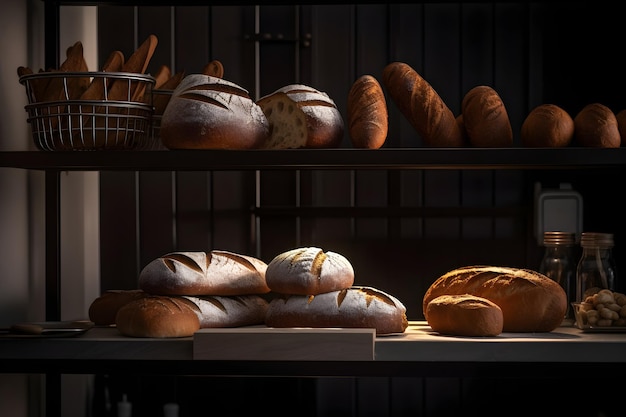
[[1, 148, 626, 171], [2, 322, 626, 376]]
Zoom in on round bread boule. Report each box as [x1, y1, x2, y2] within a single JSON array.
[[461, 85, 513, 147], [521, 104, 574, 147], [573, 103, 620, 148], [426, 294, 503, 337], [265, 247, 354, 295]]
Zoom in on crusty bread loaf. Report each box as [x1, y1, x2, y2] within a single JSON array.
[[265, 286, 408, 335], [521, 104, 574, 147], [347, 75, 388, 149], [139, 251, 270, 296], [426, 294, 504, 337], [265, 247, 354, 295], [256, 84, 345, 149], [461, 85, 513, 147], [183, 294, 268, 328], [574, 103, 620, 148], [116, 296, 200, 338], [381, 62, 463, 147], [160, 74, 270, 149], [423, 266, 567, 332], [88, 289, 150, 326]]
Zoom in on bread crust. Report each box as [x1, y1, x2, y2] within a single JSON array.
[[423, 266, 567, 332], [521, 104, 574, 147], [382, 62, 463, 147], [88, 289, 150, 326], [115, 296, 200, 338], [183, 294, 268, 328], [139, 251, 270, 296], [461, 85, 513, 147], [265, 247, 354, 295], [160, 74, 270, 149], [265, 286, 408, 335], [347, 75, 388, 149], [574, 103, 620, 148], [426, 294, 503, 337]]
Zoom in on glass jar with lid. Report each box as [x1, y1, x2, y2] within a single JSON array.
[[539, 231, 577, 319], [576, 232, 617, 303]]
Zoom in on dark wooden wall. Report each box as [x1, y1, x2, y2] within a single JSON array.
[[93, 4, 626, 416]]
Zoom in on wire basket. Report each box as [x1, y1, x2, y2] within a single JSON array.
[[149, 88, 174, 151], [19, 71, 156, 151]]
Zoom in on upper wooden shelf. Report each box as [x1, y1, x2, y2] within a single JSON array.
[[0, 148, 625, 172]]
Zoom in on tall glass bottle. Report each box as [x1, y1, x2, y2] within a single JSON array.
[[539, 231, 576, 319], [576, 232, 616, 303]]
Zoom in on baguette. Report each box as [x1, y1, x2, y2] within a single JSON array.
[[423, 266, 567, 332], [381, 61, 463, 147], [265, 286, 409, 335], [347, 74, 388, 149], [139, 250, 270, 296]]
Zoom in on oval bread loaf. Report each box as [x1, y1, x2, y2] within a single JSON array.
[[573, 103, 620, 148], [426, 294, 504, 337], [381, 62, 464, 147], [347, 74, 388, 149], [257, 84, 345, 149], [265, 247, 354, 295], [88, 289, 150, 326], [265, 286, 409, 335], [183, 294, 268, 328], [461, 85, 513, 147], [116, 296, 201, 338], [521, 104, 574, 147], [160, 74, 270, 149], [139, 251, 270, 296], [422, 265, 567, 332]]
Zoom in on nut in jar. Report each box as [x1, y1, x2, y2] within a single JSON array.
[[572, 289, 626, 329]]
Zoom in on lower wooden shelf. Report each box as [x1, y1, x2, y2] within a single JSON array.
[[1, 321, 625, 377]]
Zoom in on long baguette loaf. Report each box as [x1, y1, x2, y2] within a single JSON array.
[[347, 74, 388, 149], [265, 247, 354, 295], [265, 286, 408, 335], [423, 266, 567, 332], [381, 62, 464, 147], [139, 251, 270, 296]]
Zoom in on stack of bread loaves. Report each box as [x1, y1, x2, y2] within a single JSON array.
[[422, 265, 567, 336], [264, 247, 408, 335], [89, 250, 271, 338]]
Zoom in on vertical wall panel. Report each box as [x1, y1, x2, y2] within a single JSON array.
[[175, 172, 212, 252], [137, 6, 172, 77], [174, 6, 211, 74], [138, 172, 175, 269]]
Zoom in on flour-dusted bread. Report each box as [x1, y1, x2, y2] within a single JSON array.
[[265, 286, 409, 335], [183, 294, 268, 328], [423, 266, 567, 332], [426, 294, 504, 337], [257, 84, 345, 149], [139, 251, 270, 296], [265, 247, 354, 295], [160, 74, 270, 149], [115, 295, 201, 338]]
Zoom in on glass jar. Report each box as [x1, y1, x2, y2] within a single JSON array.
[[539, 231, 577, 319], [576, 232, 616, 303]]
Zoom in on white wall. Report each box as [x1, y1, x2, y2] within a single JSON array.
[[0, 1, 99, 415]]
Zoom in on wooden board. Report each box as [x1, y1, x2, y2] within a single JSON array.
[[193, 326, 375, 361]]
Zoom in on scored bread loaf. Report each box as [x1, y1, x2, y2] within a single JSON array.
[[160, 74, 270, 149], [88, 289, 150, 326], [139, 250, 270, 296], [423, 266, 567, 332], [461, 85, 513, 147], [573, 103, 620, 148], [521, 104, 574, 148], [381, 61, 464, 147], [116, 295, 201, 338], [265, 286, 409, 335], [347, 74, 388, 149], [426, 294, 504, 337], [265, 247, 354, 295], [183, 294, 268, 328], [256, 84, 345, 149]]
